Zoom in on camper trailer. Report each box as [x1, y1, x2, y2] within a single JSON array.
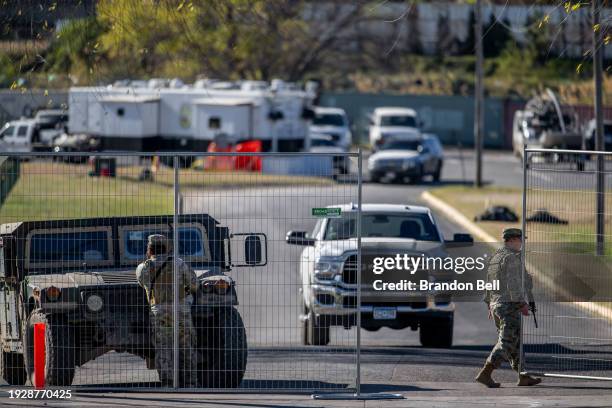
[[67, 79, 316, 153]]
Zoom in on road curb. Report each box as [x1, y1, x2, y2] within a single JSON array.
[[421, 190, 612, 320], [420, 191, 497, 244]]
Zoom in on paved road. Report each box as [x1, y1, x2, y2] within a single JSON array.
[[2, 151, 611, 399]]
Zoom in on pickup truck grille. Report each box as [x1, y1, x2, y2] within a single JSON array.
[[342, 255, 358, 284]]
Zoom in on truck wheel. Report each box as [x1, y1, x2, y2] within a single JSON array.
[[300, 301, 310, 346], [23, 311, 75, 386], [419, 316, 453, 348], [433, 163, 442, 182], [307, 309, 330, 346], [1, 352, 27, 385], [159, 156, 194, 169], [197, 307, 247, 388]]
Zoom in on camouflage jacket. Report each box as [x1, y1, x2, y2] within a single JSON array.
[[136, 255, 197, 313], [483, 246, 534, 306]]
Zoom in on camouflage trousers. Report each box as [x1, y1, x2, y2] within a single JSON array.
[[487, 302, 522, 371], [152, 309, 199, 387]]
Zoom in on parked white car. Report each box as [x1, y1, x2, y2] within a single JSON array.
[[310, 107, 351, 150], [309, 134, 349, 174], [368, 107, 421, 147], [286, 203, 472, 347], [368, 135, 444, 183]]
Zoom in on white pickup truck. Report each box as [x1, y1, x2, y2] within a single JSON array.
[[286, 204, 472, 348], [0, 110, 68, 152], [368, 107, 422, 148]]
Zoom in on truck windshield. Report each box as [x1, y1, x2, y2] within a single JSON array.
[[380, 115, 417, 127], [313, 113, 345, 126], [324, 213, 440, 242], [379, 140, 421, 151]]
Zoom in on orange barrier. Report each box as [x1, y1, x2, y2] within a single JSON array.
[[205, 143, 235, 171], [234, 140, 262, 171], [205, 140, 262, 172], [34, 323, 45, 389]]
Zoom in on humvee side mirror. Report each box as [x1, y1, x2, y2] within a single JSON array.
[[245, 235, 262, 265], [286, 231, 315, 246]]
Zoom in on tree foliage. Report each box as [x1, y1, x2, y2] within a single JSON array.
[[90, 0, 365, 82]]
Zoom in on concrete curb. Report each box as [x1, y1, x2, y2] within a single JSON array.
[[421, 191, 497, 244], [420, 190, 612, 320]]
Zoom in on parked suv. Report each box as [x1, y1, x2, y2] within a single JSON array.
[[0, 214, 266, 387], [368, 135, 444, 183], [286, 204, 471, 348]]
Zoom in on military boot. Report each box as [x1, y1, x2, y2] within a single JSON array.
[[475, 362, 501, 388], [517, 374, 541, 386]]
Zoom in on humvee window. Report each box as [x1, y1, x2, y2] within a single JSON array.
[[178, 227, 204, 257], [28, 229, 111, 267], [120, 225, 209, 262], [124, 229, 167, 260]]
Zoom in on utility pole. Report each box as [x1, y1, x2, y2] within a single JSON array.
[[593, 0, 605, 255], [474, 0, 484, 188]]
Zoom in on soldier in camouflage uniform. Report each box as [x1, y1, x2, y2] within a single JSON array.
[[475, 228, 541, 388], [136, 234, 199, 387]]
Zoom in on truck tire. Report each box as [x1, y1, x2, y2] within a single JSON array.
[[419, 316, 453, 348], [306, 309, 330, 346], [197, 307, 247, 388], [1, 352, 27, 385], [433, 162, 442, 182], [23, 311, 75, 386], [159, 155, 194, 169], [300, 301, 309, 346]]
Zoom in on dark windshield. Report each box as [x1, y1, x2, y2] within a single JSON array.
[[380, 115, 416, 127], [379, 140, 421, 151], [29, 230, 110, 263], [311, 138, 336, 147], [123, 227, 205, 260], [313, 113, 345, 126], [324, 213, 440, 242]]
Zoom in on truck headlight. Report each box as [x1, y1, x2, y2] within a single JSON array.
[[315, 258, 342, 279], [86, 294, 104, 313]]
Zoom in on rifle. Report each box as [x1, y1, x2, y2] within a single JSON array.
[[529, 301, 538, 328]]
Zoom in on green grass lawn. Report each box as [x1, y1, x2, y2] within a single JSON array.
[[0, 161, 174, 223], [430, 185, 612, 303], [0, 160, 336, 223]]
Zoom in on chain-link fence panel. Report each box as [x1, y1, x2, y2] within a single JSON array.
[[522, 148, 612, 381], [0, 152, 361, 393]]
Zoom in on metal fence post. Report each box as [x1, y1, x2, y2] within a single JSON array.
[[356, 149, 362, 397], [173, 156, 180, 389], [519, 144, 527, 375]]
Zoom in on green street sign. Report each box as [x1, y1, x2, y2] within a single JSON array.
[[312, 207, 342, 218]]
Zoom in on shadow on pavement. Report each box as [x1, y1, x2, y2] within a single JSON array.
[[360, 383, 439, 393]]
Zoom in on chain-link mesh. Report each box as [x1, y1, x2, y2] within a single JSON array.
[[0, 152, 360, 392], [522, 148, 612, 380]]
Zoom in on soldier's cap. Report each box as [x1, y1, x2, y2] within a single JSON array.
[[502, 228, 522, 240]]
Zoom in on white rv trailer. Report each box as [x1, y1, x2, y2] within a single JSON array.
[[67, 80, 316, 152]]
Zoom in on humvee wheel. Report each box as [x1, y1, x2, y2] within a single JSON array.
[[197, 307, 247, 388], [23, 311, 76, 386], [1, 352, 27, 385]]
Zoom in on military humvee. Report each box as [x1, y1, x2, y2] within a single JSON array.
[[0, 214, 266, 387]]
